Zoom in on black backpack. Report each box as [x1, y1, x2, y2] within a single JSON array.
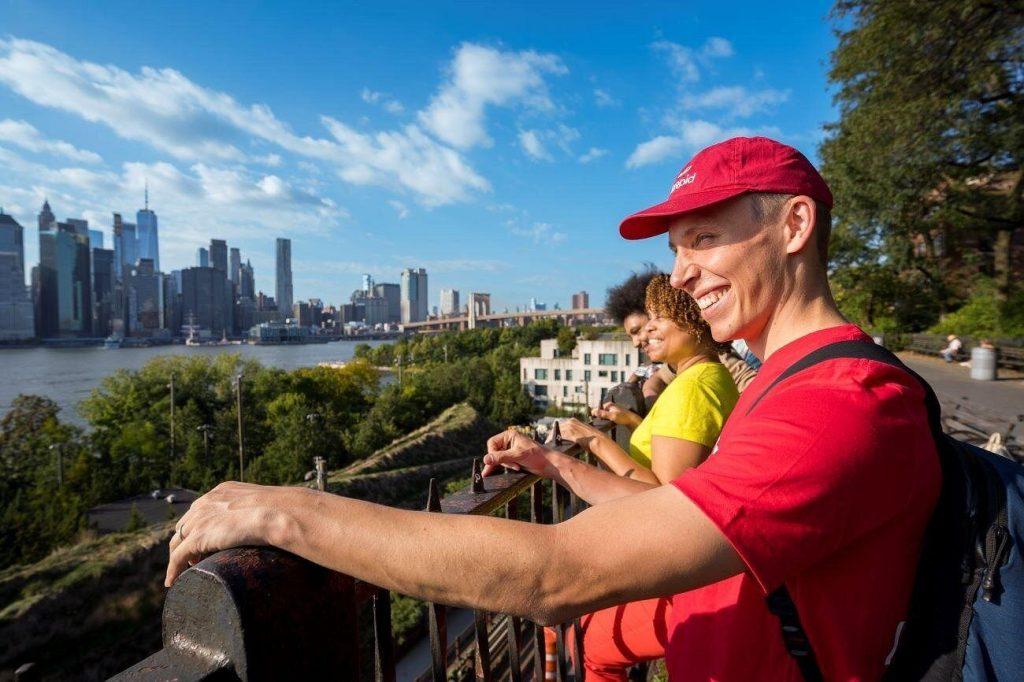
[[747, 340, 1024, 681]]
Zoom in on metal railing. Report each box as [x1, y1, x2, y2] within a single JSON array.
[[112, 420, 615, 682]]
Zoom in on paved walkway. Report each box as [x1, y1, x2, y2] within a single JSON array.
[[899, 353, 1024, 426]]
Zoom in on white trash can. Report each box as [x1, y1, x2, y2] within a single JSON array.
[[970, 346, 997, 381]]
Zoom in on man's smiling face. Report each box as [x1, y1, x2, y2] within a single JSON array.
[[667, 195, 787, 344]]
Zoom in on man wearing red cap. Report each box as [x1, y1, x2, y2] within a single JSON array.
[[166, 137, 939, 681]]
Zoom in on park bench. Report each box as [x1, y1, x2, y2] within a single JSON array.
[[904, 333, 1023, 371]]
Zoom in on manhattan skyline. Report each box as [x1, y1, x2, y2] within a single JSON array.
[[0, 1, 837, 310]]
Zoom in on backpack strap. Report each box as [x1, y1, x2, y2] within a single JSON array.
[[750, 338, 944, 682]]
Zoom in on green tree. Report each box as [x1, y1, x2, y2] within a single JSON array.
[[823, 0, 1024, 308]]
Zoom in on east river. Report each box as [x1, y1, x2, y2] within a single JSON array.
[[0, 340, 392, 426]]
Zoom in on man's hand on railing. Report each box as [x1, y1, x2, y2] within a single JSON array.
[[591, 402, 642, 430], [165, 480, 297, 587], [481, 428, 558, 478]]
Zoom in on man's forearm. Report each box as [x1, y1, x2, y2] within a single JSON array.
[[279, 488, 557, 620]]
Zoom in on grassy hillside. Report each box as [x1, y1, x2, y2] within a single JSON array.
[[0, 402, 495, 680]]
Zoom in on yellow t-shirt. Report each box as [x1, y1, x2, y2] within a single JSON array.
[[628, 361, 739, 469]]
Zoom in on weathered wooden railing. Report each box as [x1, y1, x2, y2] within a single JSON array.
[[112, 420, 616, 681]]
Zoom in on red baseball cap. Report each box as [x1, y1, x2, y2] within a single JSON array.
[[619, 136, 833, 240]]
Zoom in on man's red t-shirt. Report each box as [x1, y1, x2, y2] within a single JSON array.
[[667, 324, 941, 681]]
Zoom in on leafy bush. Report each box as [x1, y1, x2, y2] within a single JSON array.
[[929, 281, 1024, 339]]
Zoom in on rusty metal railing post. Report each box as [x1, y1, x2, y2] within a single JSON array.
[[426, 478, 448, 682], [531, 479, 547, 679], [373, 587, 396, 682]]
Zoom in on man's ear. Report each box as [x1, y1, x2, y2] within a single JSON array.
[[782, 195, 817, 256]]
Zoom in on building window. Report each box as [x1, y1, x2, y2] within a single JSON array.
[[610, 371, 618, 382], [534, 369, 548, 380], [584, 353, 591, 365], [522, 369, 526, 380], [598, 370, 608, 378], [576, 385, 584, 393], [600, 387, 609, 402], [598, 353, 617, 366], [584, 370, 592, 381], [563, 386, 568, 397], [565, 370, 573, 381], [624, 354, 630, 366], [554, 369, 561, 380], [534, 385, 548, 396]]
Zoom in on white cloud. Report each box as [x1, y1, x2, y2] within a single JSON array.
[[652, 37, 734, 83], [0, 38, 495, 206], [321, 118, 490, 206], [388, 200, 409, 219], [519, 129, 551, 161], [626, 119, 782, 169], [681, 85, 789, 118], [579, 147, 608, 164], [509, 220, 567, 244], [518, 125, 579, 161], [626, 135, 686, 169], [418, 43, 567, 149], [361, 88, 404, 114], [0, 119, 102, 163], [593, 88, 619, 107], [702, 37, 734, 58]]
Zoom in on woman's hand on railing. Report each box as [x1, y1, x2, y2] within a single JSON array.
[[557, 418, 611, 454], [590, 402, 642, 430], [481, 428, 558, 478]]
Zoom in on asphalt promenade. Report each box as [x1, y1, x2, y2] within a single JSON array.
[[899, 353, 1024, 427]]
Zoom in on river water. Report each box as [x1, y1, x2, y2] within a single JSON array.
[[0, 340, 391, 426]]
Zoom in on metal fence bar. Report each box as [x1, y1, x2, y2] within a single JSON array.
[[531, 479, 548, 679], [373, 587, 396, 682], [425, 478, 448, 682], [505, 501, 524, 682], [473, 609, 493, 682]]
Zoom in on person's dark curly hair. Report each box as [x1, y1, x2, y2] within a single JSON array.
[[645, 274, 730, 354], [605, 264, 660, 325]]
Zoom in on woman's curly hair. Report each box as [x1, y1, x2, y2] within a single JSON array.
[[605, 264, 660, 325], [645, 274, 730, 353]]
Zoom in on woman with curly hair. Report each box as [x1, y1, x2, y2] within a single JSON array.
[[484, 275, 740, 681]]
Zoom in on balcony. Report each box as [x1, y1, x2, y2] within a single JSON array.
[[112, 421, 619, 681]]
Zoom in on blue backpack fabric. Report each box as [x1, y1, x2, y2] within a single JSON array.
[[751, 340, 1024, 682]]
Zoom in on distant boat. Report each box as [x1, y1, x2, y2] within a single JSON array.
[[103, 335, 123, 349]]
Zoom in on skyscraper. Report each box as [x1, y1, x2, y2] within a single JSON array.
[[136, 186, 159, 271], [275, 238, 293, 316], [572, 291, 589, 309], [440, 288, 460, 317], [362, 273, 374, 292], [400, 267, 428, 323], [373, 282, 400, 323], [180, 266, 229, 335], [91, 247, 115, 337], [38, 203, 92, 337], [124, 258, 163, 336], [88, 229, 104, 250], [112, 213, 137, 280], [0, 211, 35, 340], [229, 247, 241, 286], [196, 247, 209, 268], [209, 239, 228, 274], [239, 259, 255, 299]]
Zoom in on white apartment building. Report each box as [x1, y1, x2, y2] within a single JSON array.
[[520, 336, 642, 410]]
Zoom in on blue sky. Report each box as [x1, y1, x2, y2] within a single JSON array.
[[0, 0, 838, 311]]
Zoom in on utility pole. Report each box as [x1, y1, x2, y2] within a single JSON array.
[[49, 444, 63, 489], [168, 374, 175, 461], [235, 373, 245, 482], [443, 344, 448, 363], [397, 355, 403, 387], [197, 425, 212, 466]]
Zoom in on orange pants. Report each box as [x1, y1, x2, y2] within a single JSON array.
[[547, 596, 671, 682]]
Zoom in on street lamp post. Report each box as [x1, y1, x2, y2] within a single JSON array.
[[235, 373, 245, 482], [49, 443, 64, 489], [167, 374, 176, 461], [197, 424, 212, 466]]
